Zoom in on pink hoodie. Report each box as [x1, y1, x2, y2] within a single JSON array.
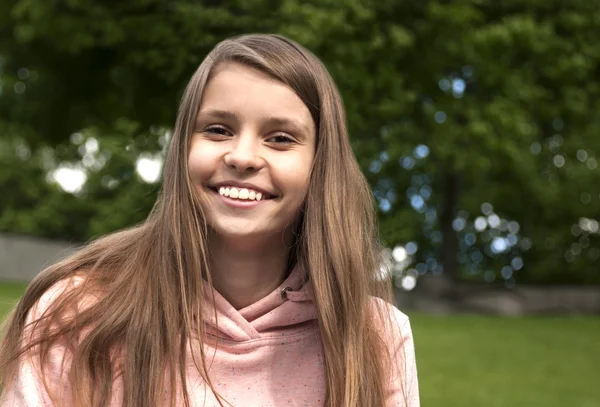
[[2, 267, 419, 406]]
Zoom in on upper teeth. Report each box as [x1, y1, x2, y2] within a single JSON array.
[[218, 187, 263, 201]]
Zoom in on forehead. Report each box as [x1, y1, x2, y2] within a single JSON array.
[[198, 62, 315, 135]]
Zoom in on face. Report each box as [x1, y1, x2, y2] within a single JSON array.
[[188, 62, 316, 248]]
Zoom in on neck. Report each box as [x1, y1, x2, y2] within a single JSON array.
[[207, 232, 293, 309]]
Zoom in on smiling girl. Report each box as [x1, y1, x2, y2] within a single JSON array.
[[0, 34, 419, 407]]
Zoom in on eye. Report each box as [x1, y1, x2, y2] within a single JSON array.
[[266, 134, 296, 144], [204, 126, 232, 137]]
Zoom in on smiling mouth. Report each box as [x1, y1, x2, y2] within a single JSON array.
[[208, 186, 275, 202]]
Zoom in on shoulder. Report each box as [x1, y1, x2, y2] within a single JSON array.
[[2, 277, 88, 405], [29, 277, 82, 314], [24, 273, 102, 338], [367, 296, 415, 367], [368, 297, 420, 406], [368, 296, 411, 334], [27, 276, 85, 319]]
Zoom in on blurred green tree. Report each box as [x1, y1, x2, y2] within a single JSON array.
[[1, 0, 599, 284]]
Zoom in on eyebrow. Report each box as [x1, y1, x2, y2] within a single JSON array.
[[196, 109, 313, 139], [196, 109, 240, 126], [264, 116, 313, 139]]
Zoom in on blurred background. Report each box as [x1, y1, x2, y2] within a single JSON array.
[[0, 0, 599, 406]]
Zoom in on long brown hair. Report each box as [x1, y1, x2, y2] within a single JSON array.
[[0, 34, 402, 406]]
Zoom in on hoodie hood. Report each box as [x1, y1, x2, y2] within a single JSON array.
[[201, 266, 318, 342]]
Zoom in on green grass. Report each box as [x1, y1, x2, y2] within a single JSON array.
[[0, 281, 27, 320], [411, 313, 600, 407], [1, 284, 598, 406]]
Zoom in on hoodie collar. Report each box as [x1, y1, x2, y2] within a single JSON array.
[[201, 266, 317, 342]]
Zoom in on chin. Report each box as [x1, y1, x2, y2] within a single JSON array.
[[210, 224, 277, 241]]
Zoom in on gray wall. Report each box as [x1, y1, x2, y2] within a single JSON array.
[[0, 233, 76, 282], [396, 274, 600, 316]]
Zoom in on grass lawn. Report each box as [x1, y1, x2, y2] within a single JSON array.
[[411, 313, 600, 407], [1, 283, 598, 407], [0, 281, 28, 320]]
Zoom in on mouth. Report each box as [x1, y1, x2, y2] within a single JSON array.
[[207, 185, 276, 202]]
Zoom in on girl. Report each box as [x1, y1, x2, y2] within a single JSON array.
[[0, 34, 419, 407]]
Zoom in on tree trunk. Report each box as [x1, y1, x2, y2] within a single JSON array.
[[439, 171, 461, 282]]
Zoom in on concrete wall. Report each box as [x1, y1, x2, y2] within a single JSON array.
[[396, 274, 600, 316], [0, 233, 76, 282]]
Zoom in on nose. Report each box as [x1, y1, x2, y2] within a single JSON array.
[[223, 134, 263, 172]]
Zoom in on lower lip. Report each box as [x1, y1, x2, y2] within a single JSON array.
[[210, 189, 267, 208]]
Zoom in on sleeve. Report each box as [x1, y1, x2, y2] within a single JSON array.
[[386, 309, 420, 407], [0, 352, 62, 406], [0, 280, 76, 407], [399, 317, 420, 407]]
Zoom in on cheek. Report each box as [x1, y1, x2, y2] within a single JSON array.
[[276, 153, 313, 198], [188, 140, 217, 184]]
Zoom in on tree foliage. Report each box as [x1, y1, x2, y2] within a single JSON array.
[[1, 0, 599, 284]]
